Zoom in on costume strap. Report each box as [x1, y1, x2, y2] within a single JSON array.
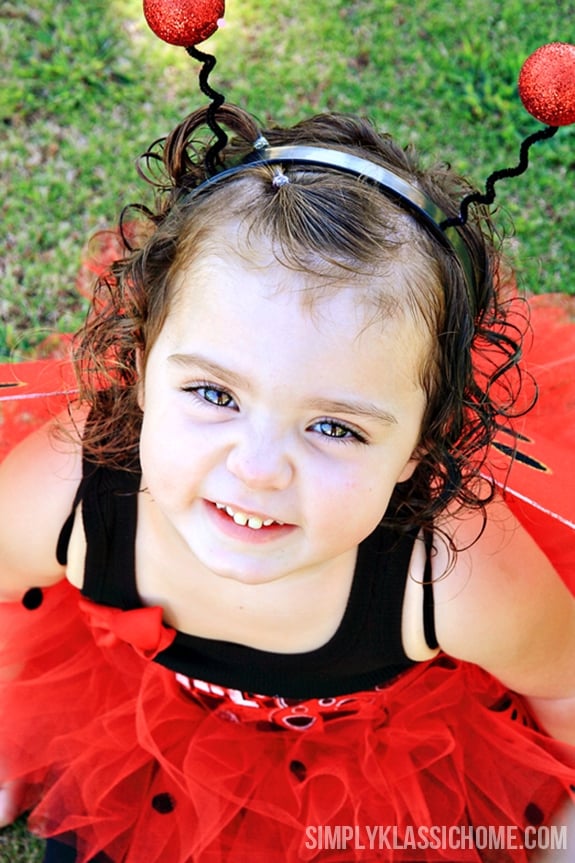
[[422, 529, 439, 651]]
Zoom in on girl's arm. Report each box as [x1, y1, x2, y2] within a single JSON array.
[[0, 413, 84, 600], [0, 414, 84, 826], [432, 497, 575, 743]]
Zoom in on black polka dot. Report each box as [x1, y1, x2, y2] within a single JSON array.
[[436, 656, 457, 670], [22, 588, 44, 610], [489, 695, 512, 712], [524, 802, 544, 826], [151, 792, 176, 814], [289, 760, 307, 782]]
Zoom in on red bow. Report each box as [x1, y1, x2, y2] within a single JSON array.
[[79, 599, 177, 659]]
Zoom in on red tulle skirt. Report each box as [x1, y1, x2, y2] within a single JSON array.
[[0, 579, 574, 863]]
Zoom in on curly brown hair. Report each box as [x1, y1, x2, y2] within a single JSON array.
[[72, 104, 530, 537]]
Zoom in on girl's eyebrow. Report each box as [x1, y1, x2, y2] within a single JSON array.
[[168, 353, 248, 390], [304, 398, 398, 426], [168, 352, 398, 426]]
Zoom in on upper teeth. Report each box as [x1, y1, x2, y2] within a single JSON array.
[[215, 503, 283, 530]]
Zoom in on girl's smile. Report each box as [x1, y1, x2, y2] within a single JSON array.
[[138, 227, 430, 587], [213, 501, 286, 529], [204, 499, 295, 543]]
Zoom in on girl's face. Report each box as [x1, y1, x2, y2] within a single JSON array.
[[139, 230, 430, 587]]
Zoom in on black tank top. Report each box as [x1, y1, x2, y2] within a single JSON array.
[[57, 460, 437, 699]]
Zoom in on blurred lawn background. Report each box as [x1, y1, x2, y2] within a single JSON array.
[[1, 0, 574, 363], [0, 0, 574, 856]]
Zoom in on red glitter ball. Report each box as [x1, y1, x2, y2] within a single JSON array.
[[518, 42, 575, 127], [143, 0, 224, 47]]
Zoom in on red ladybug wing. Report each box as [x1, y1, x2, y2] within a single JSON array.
[[0, 358, 76, 461], [488, 294, 575, 591]]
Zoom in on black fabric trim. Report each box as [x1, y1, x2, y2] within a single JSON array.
[[422, 528, 439, 650], [56, 470, 90, 566], [43, 839, 77, 863], [43, 838, 112, 863], [56, 513, 75, 566], [79, 462, 141, 609]]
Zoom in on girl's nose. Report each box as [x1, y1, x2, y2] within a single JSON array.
[[226, 430, 294, 491]]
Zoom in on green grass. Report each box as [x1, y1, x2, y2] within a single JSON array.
[[1, 0, 574, 361], [0, 0, 573, 855], [0, 815, 43, 862]]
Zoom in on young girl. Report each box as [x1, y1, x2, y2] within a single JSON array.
[[0, 104, 574, 863]]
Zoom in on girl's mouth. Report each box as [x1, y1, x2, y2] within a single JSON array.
[[214, 502, 286, 531]]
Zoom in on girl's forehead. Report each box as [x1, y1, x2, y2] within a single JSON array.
[[172, 221, 411, 319], [162, 216, 438, 377], [171, 243, 392, 333], [164, 240, 434, 381]]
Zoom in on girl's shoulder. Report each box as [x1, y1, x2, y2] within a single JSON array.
[[0, 408, 86, 599], [431, 497, 575, 700]]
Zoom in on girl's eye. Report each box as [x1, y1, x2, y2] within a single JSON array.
[[186, 385, 238, 409], [309, 419, 366, 443]]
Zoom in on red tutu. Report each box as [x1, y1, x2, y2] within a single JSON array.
[[1, 293, 574, 862], [0, 580, 573, 863]]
